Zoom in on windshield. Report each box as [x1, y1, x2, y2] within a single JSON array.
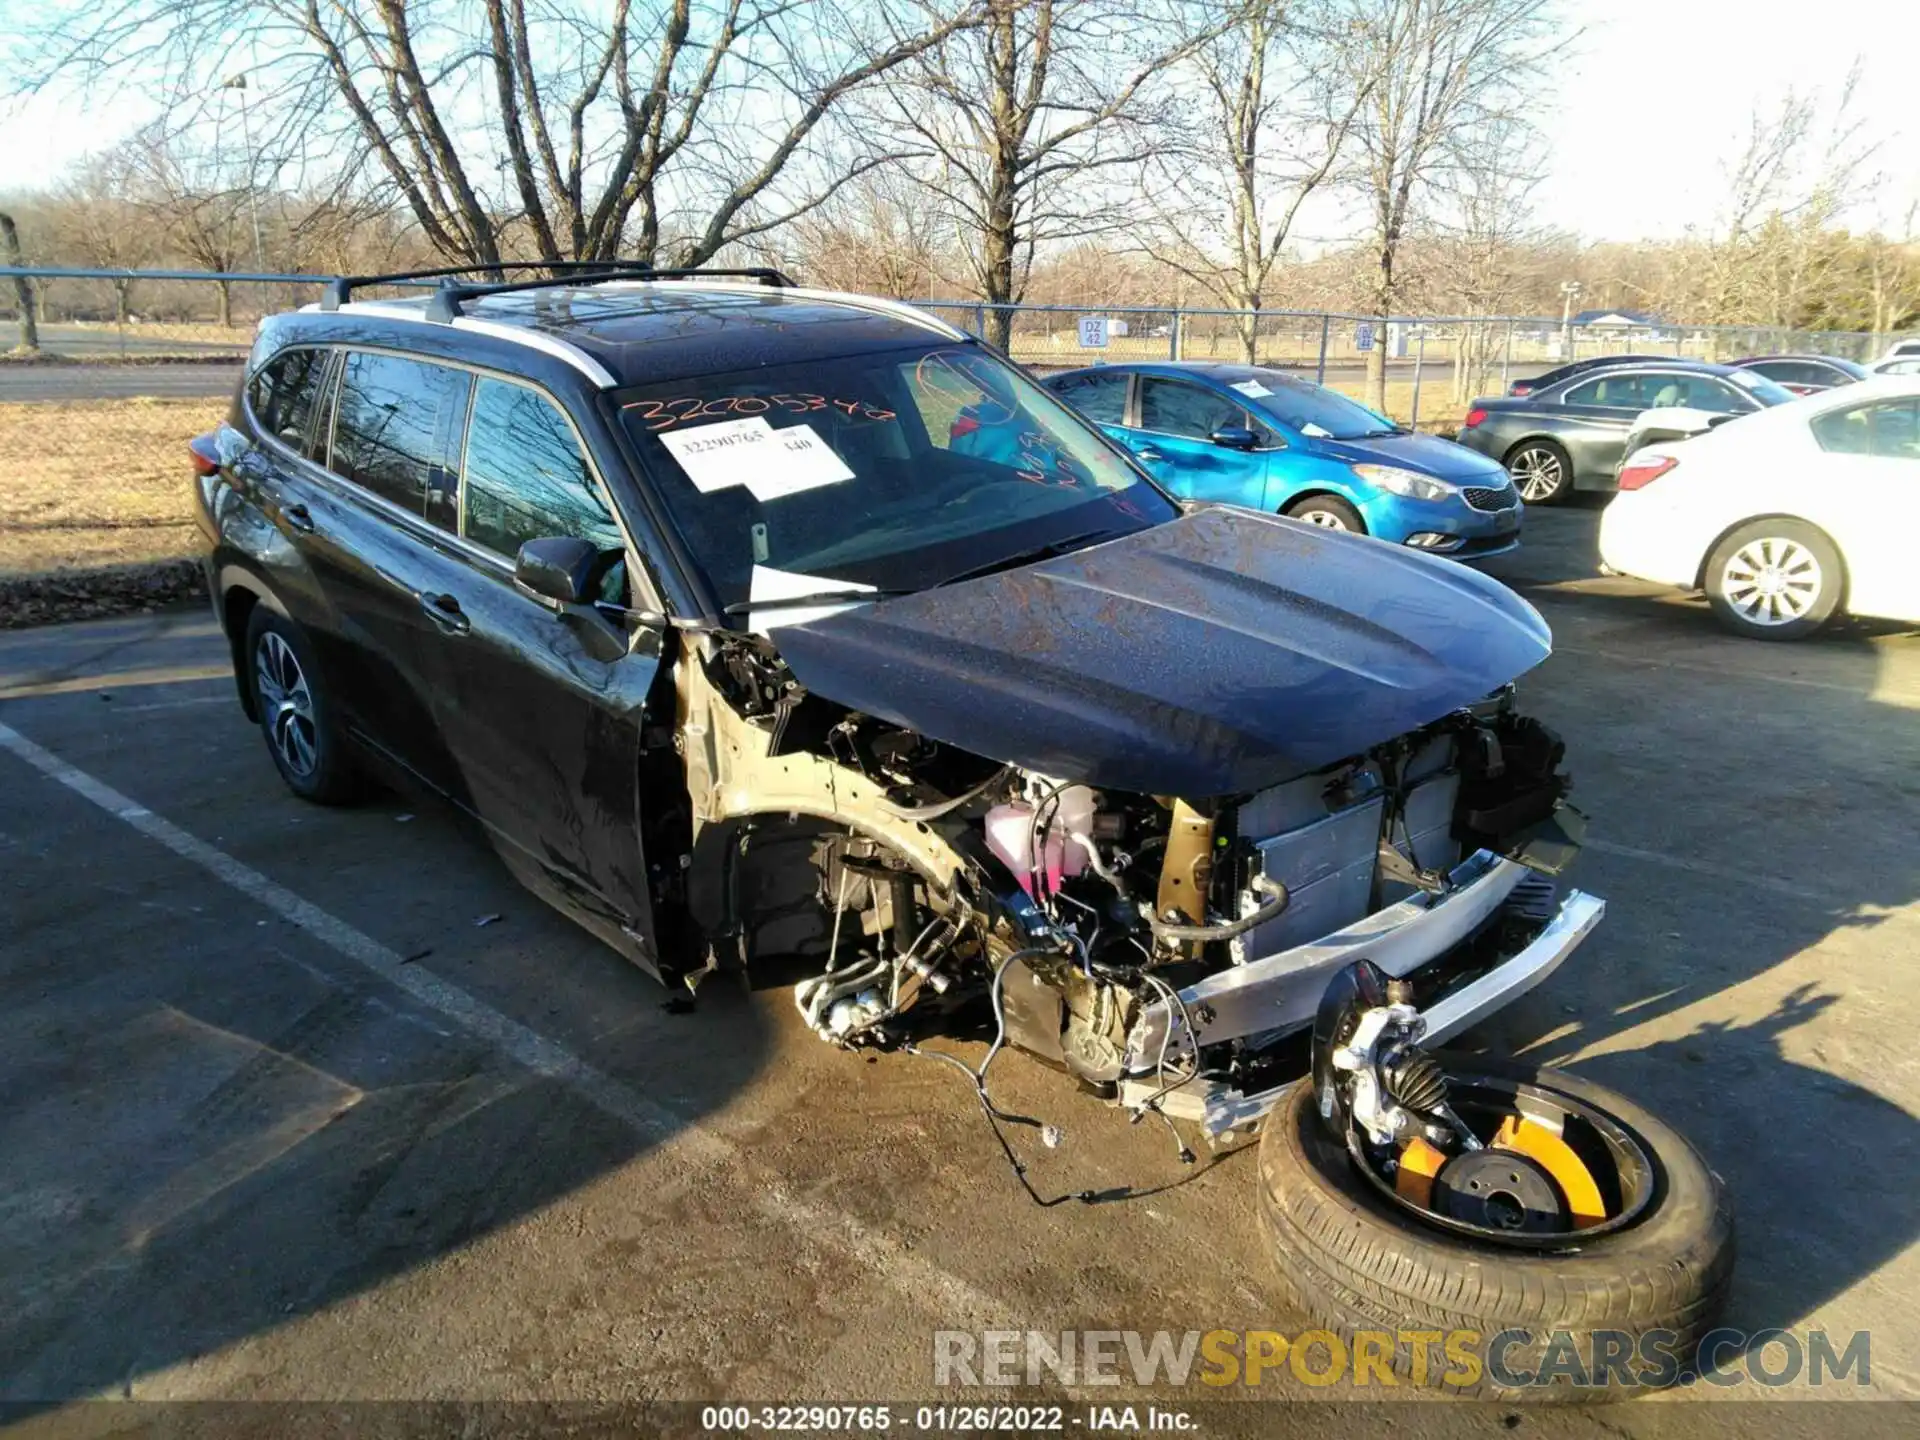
[[615, 344, 1175, 615], [1238, 375, 1398, 440], [1726, 370, 1797, 406]]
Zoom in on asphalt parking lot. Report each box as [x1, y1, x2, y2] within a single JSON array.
[[2, 506, 1917, 1429]]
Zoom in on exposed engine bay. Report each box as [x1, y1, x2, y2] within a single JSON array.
[[656, 620, 1595, 1193]]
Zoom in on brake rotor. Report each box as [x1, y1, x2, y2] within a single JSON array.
[[1432, 1149, 1568, 1234], [1491, 1114, 1608, 1228]]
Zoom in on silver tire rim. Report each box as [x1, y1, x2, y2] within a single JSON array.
[[1299, 508, 1351, 531], [255, 631, 319, 778], [1511, 448, 1563, 501], [1720, 537, 1823, 626]]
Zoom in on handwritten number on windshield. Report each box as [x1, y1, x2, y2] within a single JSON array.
[[622, 394, 894, 431]]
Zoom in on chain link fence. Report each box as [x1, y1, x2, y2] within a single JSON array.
[[1, 265, 1911, 616]]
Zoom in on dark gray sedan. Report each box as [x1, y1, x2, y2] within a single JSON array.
[[1455, 361, 1796, 503]]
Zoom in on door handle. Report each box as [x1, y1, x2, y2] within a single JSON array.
[[417, 591, 471, 634], [282, 503, 315, 534], [1134, 447, 1164, 463]]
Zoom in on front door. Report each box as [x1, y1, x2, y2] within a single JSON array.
[[413, 374, 667, 973], [1130, 375, 1270, 507], [1808, 396, 1920, 620]]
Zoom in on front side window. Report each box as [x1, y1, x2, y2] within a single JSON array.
[[463, 379, 623, 557], [1811, 399, 1920, 459], [1049, 370, 1128, 425], [616, 343, 1174, 614], [1138, 377, 1244, 439], [249, 347, 331, 454], [330, 351, 470, 531]]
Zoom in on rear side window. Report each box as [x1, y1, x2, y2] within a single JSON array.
[[1050, 371, 1128, 425], [1564, 373, 1646, 408], [248, 347, 331, 453], [1811, 399, 1920, 459], [330, 351, 470, 531], [462, 379, 623, 557], [1139, 377, 1244, 439]]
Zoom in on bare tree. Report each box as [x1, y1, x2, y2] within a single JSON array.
[[18, 0, 984, 269], [49, 148, 160, 323], [1143, 0, 1377, 361], [0, 211, 39, 353], [123, 124, 262, 325], [1683, 66, 1880, 333], [884, 0, 1220, 348], [1345, 0, 1557, 407]]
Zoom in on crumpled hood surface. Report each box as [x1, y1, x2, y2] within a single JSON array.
[[770, 506, 1552, 796]]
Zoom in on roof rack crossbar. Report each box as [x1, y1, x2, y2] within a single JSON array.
[[416, 265, 795, 322], [320, 259, 666, 311]]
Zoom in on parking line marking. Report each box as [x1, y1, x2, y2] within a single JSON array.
[[0, 718, 1014, 1330], [0, 664, 232, 701]]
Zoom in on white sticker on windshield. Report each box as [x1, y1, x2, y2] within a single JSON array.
[[1301, 422, 1332, 438], [657, 417, 854, 501], [1231, 379, 1274, 398]]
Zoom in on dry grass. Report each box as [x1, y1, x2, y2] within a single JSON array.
[[0, 398, 226, 579]]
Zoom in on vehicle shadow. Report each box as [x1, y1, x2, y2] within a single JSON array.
[[1464, 501, 1920, 1352], [0, 740, 777, 1409]]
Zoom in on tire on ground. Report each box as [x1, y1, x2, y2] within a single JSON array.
[[1257, 1052, 1734, 1400], [244, 605, 363, 804], [1505, 439, 1573, 504], [1285, 494, 1366, 533], [1703, 517, 1843, 641]]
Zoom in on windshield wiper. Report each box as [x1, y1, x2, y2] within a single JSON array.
[[934, 530, 1115, 588], [722, 588, 912, 616]]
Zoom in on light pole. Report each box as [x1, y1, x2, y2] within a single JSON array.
[[223, 73, 268, 312], [1559, 280, 1582, 362]]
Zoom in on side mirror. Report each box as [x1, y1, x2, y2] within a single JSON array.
[[1210, 425, 1259, 451], [514, 536, 602, 608]]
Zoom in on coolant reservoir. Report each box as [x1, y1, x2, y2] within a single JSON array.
[[985, 786, 1096, 895]]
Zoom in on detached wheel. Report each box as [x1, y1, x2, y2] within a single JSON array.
[[1506, 440, 1572, 504], [1258, 1053, 1733, 1399], [1704, 519, 1842, 640], [1286, 495, 1366, 533], [246, 607, 361, 804]]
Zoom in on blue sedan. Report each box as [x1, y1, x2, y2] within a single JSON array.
[[1042, 362, 1522, 560]]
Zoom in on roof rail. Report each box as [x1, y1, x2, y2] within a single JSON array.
[[418, 265, 795, 322], [319, 260, 662, 311]]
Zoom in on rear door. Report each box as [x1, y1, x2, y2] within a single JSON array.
[[1807, 396, 1920, 619], [1556, 370, 1653, 480], [1129, 375, 1270, 505], [412, 374, 666, 971], [306, 347, 477, 790]]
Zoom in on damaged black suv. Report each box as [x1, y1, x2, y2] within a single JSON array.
[[193, 265, 1731, 1394]]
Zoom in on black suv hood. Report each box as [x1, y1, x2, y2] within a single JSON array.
[[769, 506, 1551, 796]]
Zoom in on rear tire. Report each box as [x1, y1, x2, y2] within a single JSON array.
[[245, 607, 361, 804], [1258, 1053, 1734, 1399], [1506, 440, 1573, 504], [1285, 495, 1366, 533], [1704, 519, 1842, 641]]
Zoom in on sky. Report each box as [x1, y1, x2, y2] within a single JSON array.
[[0, 0, 1915, 245]]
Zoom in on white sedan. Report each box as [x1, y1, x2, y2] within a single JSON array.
[[1599, 376, 1920, 640]]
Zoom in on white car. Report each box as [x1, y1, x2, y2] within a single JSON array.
[[1599, 376, 1920, 639]]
